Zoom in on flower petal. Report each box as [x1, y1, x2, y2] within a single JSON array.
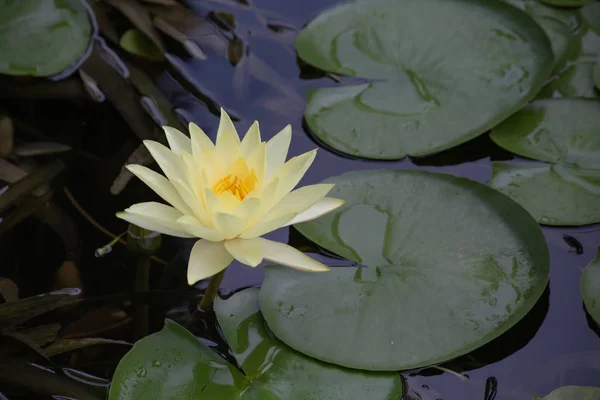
[[214, 212, 245, 239], [171, 179, 212, 227], [216, 109, 242, 166], [177, 215, 224, 241], [126, 164, 192, 215], [189, 122, 215, 158], [270, 149, 318, 204], [187, 240, 233, 285], [163, 126, 191, 155], [239, 212, 297, 239], [224, 237, 263, 267], [231, 197, 261, 222], [240, 121, 261, 157], [117, 202, 194, 238], [263, 183, 334, 221], [260, 238, 330, 271], [246, 142, 266, 186], [265, 125, 291, 181], [143, 140, 185, 183], [284, 197, 345, 226]]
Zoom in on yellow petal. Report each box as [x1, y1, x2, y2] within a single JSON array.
[[204, 188, 226, 214], [187, 240, 232, 285], [263, 183, 334, 221], [170, 179, 212, 226], [218, 191, 241, 211], [265, 125, 291, 180], [240, 121, 261, 157], [224, 237, 263, 267], [231, 197, 261, 222], [246, 142, 266, 186], [214, 212, 245, 239], [216, 109, 242, 166], [189, 122, 215, 159], [284, 197, 345, 226], [163, 126, 191, 155], [177, 215, 224, 241], [143, 140, 185, 183], [260, 238, 330, 271], [126, 164, 192, 215], [239, 212, 296, 239], [117, 202, 194, 238], [270, 149, 317, 205]]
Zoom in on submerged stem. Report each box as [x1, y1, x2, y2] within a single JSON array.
[[198, 269, 226, 310]]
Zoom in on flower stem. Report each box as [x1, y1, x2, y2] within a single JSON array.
[[198, 269, 226, 310]]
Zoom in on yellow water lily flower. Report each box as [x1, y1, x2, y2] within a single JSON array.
[[117, 109, 344, 285]]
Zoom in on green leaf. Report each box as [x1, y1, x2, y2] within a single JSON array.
[[489, 98, 600, 225], [109, 289, 402, 399], [297, 0, 553, 160], [108, 319, 244, 399], [581, 248, 600, 325], [214, 288, 402, 399], [260, 169, 549, 371], [539, 0, 590, 6], [0, 289, 81, 329], [581, 2, 600, 35], [534, 386, 600, 400], [505, 0, 581, 70], [120, 29, 165, 62], [594, 59, 600, 90], [0, 0, 93, 77]]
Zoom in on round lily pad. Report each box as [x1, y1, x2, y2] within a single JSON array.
[[539, 0, 590, 7], [506, 0, 580, 70], [297, 0, 553, 159], [108, 288, 402, 399], [0, 0, 93, 77], [259, 170, 549, 371], [489, 98, 600, 226], [581, 2, 600, 35], [581, 248, 600, 325], [534, 386, 600, 400]]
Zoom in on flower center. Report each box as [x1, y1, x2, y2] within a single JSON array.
[[212, 174, 251, 201]]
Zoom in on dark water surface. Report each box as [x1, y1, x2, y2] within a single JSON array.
[[2, 0, 600, 399]]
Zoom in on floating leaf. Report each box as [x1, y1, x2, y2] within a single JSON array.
[[44, 338, 131, 357], [534, 386, 600, 400], [505, 0, 580, 70], [595, 59, 600, 89], [260, 169, 549, 371], [108, 288, 402, 399], [539, 0, 591, 7], [0, 290, 81, 329], [489, 98, 600, 225], [581, 2, 600, 35], [581, 248, 600, 325], [0, 0, 93, 77], [296, 0, 553, 159], [120, 29, 165, 61], [15, 141, 72, 157]]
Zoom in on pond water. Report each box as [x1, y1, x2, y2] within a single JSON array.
[[1, 0, 599, 399]]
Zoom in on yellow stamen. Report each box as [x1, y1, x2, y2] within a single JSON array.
[[212, 174, 252, 201]]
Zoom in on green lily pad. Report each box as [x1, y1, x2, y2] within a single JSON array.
[[0, 0, 93, 77], [539, 0, 590, 7], [108, 288, 402, 399], [594, 60, 600, 89], [297, 0, 553, 159], [506, 0, 580, 70], [489, 98, 600, 225], [581, 2, 600, 35], [581, 248, 600, 325], [260, 169, 549, 371], [534, 386, 600, 400]]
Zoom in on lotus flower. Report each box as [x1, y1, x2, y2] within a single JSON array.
[[117, 110, 344, 284]]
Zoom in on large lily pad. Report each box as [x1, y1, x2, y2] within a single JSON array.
[[297, 0, 553, 159], [259, 169, 549, 371], [581, 248, 600, 325], [108, 288, 402, 399], [489, 98, 600, 225], [0, 0, 93, 77], [534, 386, 600, 400], [506, 0, 580, 70]]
